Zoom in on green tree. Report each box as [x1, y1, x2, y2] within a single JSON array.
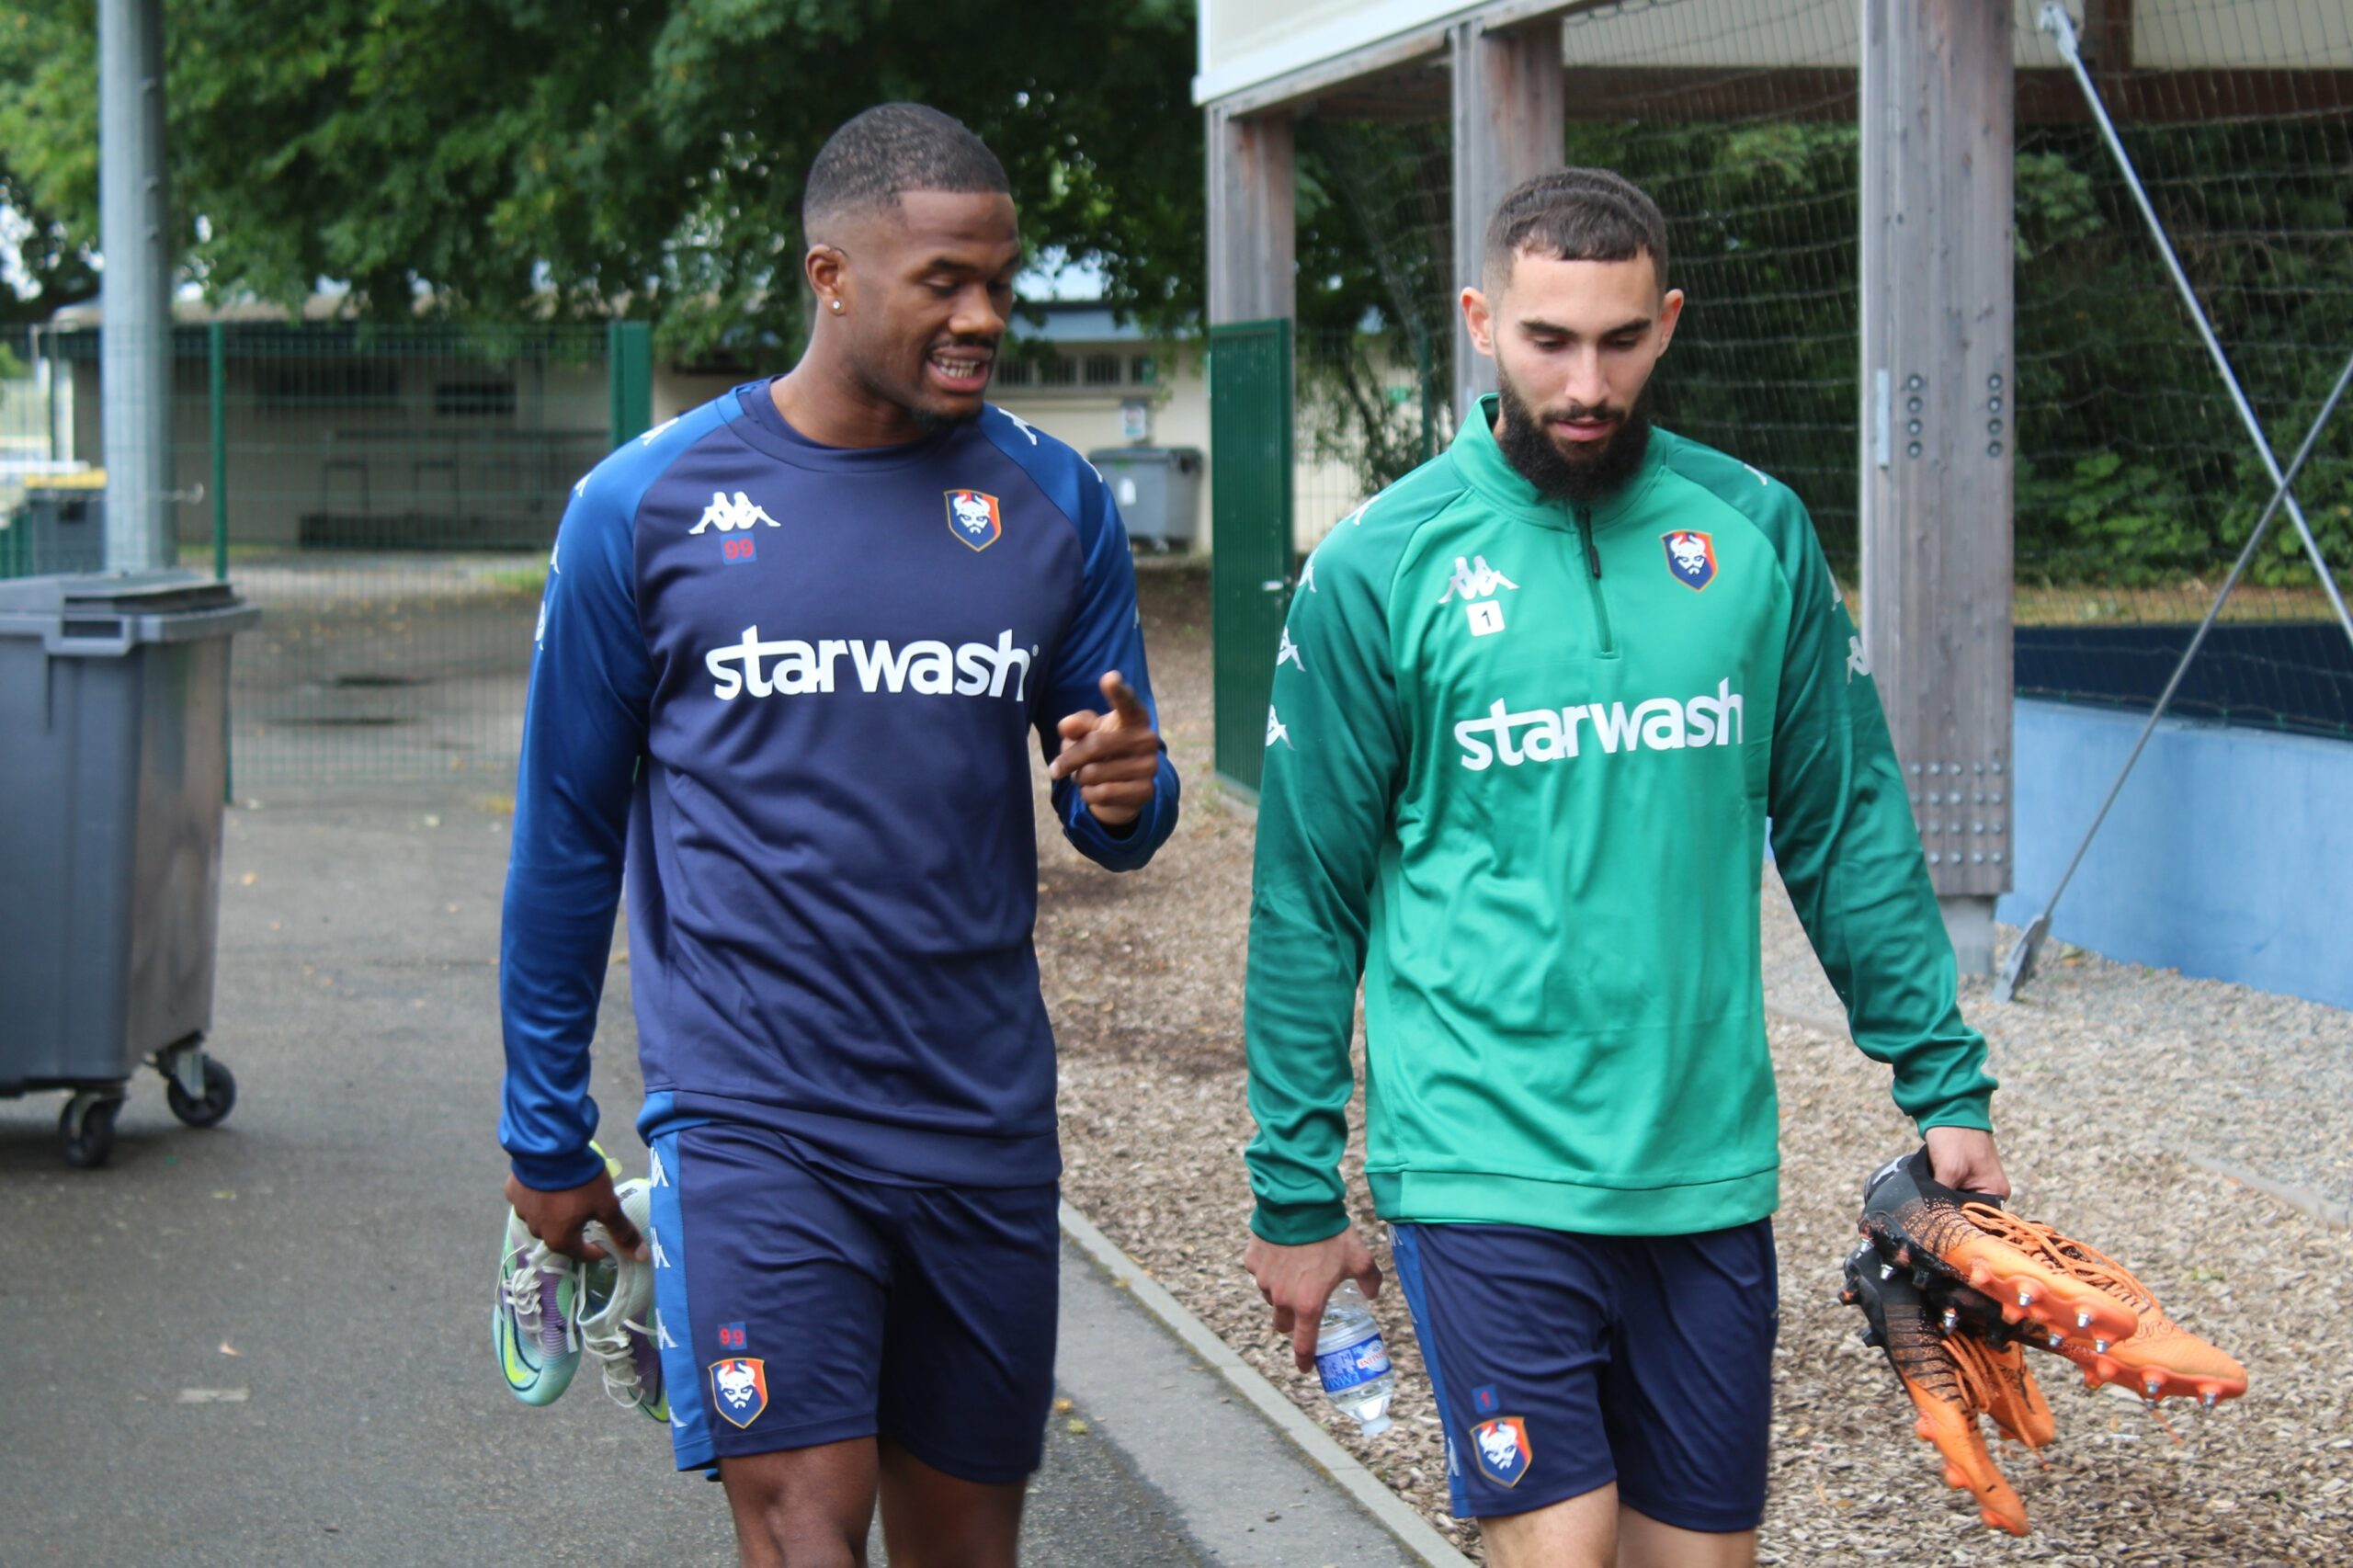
[[0, 0, 1203, 358]]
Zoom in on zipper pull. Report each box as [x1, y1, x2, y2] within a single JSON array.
[[1577, 509, 1603, 579]]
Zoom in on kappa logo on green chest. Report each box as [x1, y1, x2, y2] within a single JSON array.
[[1437, 554, 1518, 637]]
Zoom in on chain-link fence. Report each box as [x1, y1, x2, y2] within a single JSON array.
[[6, 320, 644, 789], [2010, 2, 2353, 738], [1282, 0, 2352, 739]]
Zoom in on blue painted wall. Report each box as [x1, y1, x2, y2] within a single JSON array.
[[1998, 700, 2353, 1008]]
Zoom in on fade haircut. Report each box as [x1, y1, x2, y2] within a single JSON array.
[[1482, 168, 1669, 294], [801, 103, 1010, 241]]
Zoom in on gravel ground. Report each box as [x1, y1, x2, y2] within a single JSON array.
[[1040, 565, 2353, 1565], [1763, 896, 2353, 1231]]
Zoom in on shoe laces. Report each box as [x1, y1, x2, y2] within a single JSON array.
[[580, 1257, 655, 1411], [1944, 1335, 2050, 1455], [584, 1312, 654, 1410], [1960, 1202, 2164, 1324], [1938, 1333, 2006, 1420], [503, 1244, 579, 1355]]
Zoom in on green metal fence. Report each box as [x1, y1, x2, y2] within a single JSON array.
[[8, 318, 654, 790]]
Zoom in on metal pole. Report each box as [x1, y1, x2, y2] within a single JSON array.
[[98, 0, 175, 574], [2040, 2, 2353, 651], [37, 324, 57, 462], [208, 321, 226, 581], [1996, 347, 2353, 1001]]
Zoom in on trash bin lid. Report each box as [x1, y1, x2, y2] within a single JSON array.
[[0, 569, 242, 618], [0, 570, 256, 649]]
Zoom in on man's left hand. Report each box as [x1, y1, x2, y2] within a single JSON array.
[[1051, 672, 1160, 828], [1925, 1124, 2010, 1199]]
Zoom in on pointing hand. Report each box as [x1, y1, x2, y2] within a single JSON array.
[[1051, 672, 1161, 828]]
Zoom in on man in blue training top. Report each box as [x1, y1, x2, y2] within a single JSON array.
[[496, 103, 1179, 1566]]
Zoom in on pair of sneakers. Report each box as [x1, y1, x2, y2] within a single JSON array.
[[1846, 1147, 2247, 1535], [493, 1149, 666, 1422]]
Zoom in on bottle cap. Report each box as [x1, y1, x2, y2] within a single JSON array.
[[1358, 1414, 1392, 1436]]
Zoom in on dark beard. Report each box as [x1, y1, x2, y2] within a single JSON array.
[[847, 349, 990, 438], [904, 399, 980, 437], [1494, 376, 1654, 507]]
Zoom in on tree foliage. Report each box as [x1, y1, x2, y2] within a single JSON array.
[[0, 0, 1203, 356], [1295, 108, 2353, 587]]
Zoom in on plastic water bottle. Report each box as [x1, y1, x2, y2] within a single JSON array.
[[1314, 1279, 1394, 1435]]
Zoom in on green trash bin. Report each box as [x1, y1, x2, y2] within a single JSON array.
[[0, 571, 258, 1166]]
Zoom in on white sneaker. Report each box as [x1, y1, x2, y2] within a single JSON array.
[[579, 1177, 667, 1421]]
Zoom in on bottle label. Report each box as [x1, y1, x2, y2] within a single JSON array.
[[1315, 1327, 1391, 1394]]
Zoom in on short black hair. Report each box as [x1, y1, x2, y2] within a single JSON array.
[[1483, 168, 1668, 293], [801, 103, 1010, 240]]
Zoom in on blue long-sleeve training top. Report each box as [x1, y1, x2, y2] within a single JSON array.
[[498, 381, 1180, 1191]]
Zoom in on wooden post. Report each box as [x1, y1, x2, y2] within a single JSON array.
[[1450, 17, 1565, 419], [1207, 106, 1296, 326], [1859, 0, 2016, 974]]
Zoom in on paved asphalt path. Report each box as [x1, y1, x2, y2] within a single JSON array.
[[1, 781, 1417, 1566]]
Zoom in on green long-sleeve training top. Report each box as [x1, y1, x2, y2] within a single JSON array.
[[1244, 398, 1996, 1244]]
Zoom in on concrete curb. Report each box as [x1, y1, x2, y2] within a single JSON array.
[[1058, 1201, 1475, 1568], [1762, 1003, 2352, 1233]]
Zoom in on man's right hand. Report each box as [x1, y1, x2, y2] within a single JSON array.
[[505, 1169, 649, 1264], [1243, 1230, 1382, 1373]]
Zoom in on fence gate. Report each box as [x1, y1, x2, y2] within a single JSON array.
[[1209, 318, 1293, 794]]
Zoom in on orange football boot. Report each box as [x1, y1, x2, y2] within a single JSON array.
[[1844, 1244, 2033, 1536], [1957, 1212, 2251, 1407], [1860, 1149, 2140, 1349]]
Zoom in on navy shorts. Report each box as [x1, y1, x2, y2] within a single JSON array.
[[1390, 1219, 1778, 1531], [644, 1121, 1060, 1483]]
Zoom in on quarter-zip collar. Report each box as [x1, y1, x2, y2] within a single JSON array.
[[1449, 392, 1667, 534]]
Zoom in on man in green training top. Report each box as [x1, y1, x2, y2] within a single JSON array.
[[1239, 168, 2007, 1568]]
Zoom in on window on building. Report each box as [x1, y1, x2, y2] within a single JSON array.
[[256, 362, 401, 411], [1082, 353, 1123, 387], [1038, 356, 1077, 387], [434, 380, 517, 417]]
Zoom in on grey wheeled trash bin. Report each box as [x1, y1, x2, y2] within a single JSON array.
[[0, 572, 259, 1166], [1089, 447, 1204, 551]]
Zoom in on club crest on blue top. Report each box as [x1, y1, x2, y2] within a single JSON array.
[[946, 489, 1003, 551]]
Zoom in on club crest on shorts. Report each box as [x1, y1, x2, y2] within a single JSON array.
[[1663, 529, 1717, 591], [710, 1358, 768, 1427], [1470, 1416, 1533, 1487], [946, 489, 1003, 551]]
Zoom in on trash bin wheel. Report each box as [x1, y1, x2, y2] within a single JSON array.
[[165, 1058, 237, 1129], [60, 1094, 121, 1169]]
